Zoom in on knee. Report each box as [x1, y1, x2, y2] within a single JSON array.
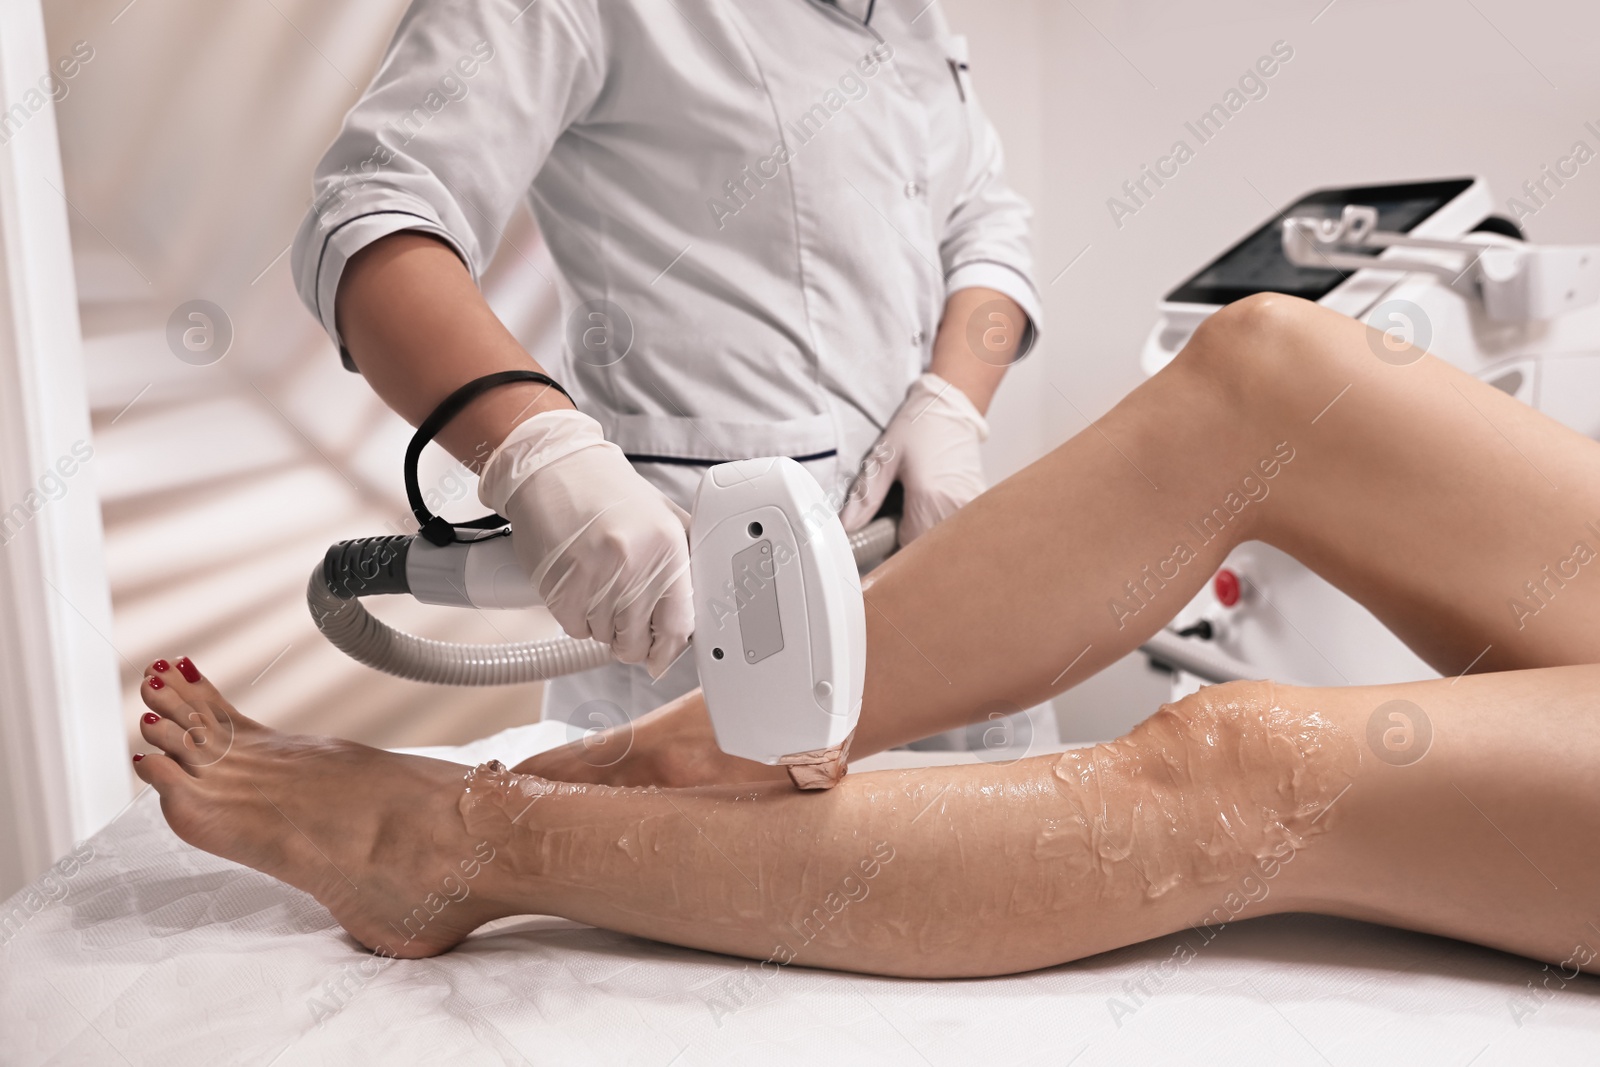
[[1175, 293, 1325, 393], [1150, 677, 1361, 793], [1107, 681, 1272, 782], [1155, 678, 1276, 739]]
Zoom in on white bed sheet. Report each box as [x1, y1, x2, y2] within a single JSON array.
[[2, 722, 1597, 1066]]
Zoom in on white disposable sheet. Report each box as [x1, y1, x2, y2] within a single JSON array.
[[2, 723, 1595, 1065]]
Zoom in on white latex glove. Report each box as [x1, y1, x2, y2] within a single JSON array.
[[478, 410, 693, 678], [840, 372, 989, 544]]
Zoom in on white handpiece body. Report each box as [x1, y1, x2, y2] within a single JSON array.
[[689, 458, 867, 765], [405, 457, 868, 766]]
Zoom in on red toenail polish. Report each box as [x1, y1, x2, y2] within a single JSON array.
[[147, 676, 165, 690], [132, 754, 144, 763], [152, 659, 170, 673], [142, 712, 161, 725], [176, 657, 201, 683]]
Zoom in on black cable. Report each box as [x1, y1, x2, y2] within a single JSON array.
[[404, 370, 573, 546]]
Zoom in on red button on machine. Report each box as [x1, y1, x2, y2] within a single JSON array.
[[1214, 568, 1242, 608]]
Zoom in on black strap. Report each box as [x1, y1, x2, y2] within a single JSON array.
[[405, 371, 574, 546]]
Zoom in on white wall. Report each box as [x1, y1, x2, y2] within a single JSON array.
[[27, 0, 1600, 773], [0, 0, 128, 901], [36, 0, 561, 792], [946, 0, 1600, 740]]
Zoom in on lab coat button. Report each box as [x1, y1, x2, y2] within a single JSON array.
[[904, 180, 923, 199], [910, 329, 926, 347]]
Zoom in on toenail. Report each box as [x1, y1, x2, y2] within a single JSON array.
[[142, 712, 161, 725], [147, 676, 165, 690], [151, 659, 170, 673], [176, 657, 201, 683], [132, 754, 143, 763]]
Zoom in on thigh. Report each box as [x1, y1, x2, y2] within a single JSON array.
[[1198, 295, 1600, 673]]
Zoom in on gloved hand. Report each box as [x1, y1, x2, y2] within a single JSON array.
[[478, 410, 693, 678], [840, 372, 989, 544]]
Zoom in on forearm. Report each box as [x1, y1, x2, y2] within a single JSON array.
[[336, 231, 573, 469], [927, 286, 1020, 414]]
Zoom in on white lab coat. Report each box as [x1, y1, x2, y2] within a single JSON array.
[[291, 0, 1041, 722]]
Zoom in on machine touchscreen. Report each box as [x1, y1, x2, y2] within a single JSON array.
[[1164, 178, 1477, 306]]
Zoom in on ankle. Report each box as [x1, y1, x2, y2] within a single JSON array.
[[452, 761, 558, 910]]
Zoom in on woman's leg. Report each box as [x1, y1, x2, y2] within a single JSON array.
[[133, 657, 1600, 977], [528, 293, 1600, 785]]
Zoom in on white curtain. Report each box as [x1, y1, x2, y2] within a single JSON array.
[[44, 0, 566, 752]]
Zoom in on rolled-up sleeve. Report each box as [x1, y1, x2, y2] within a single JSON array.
[[938, 87, 1042, 359], [289, 0, 606, 365]]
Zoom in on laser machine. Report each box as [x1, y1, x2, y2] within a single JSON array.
[[1138, 177, 1600, 694]]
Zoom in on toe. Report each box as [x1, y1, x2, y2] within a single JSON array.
[[142, 655, 259, 731], [157, 655, 228, 706], [132, 751, 190, 796], [137, 709, 211, 771], [139, 672, 191, 717]]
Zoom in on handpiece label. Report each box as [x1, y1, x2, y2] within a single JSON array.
[[731, 539, 785, 664]]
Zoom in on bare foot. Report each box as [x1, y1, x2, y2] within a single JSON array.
[[134, 656, 514, 958], [517, 688, 789, 788]]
